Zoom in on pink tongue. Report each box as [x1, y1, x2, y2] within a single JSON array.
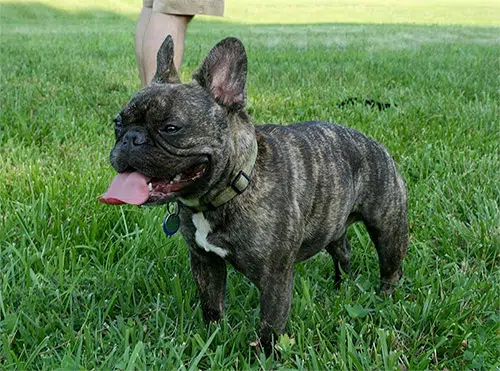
[[99, 172, 151, 205]]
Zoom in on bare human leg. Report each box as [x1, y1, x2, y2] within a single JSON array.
[[137, 12, 192, 87], [135, 7, 152, 86]]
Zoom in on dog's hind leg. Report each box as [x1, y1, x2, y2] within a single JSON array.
[[326, 234, 351, 287], [364, 207, 408, 295]]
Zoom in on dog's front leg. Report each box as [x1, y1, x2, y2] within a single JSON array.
[[189, 249, 227, 323], [258, 270, 294, 355]]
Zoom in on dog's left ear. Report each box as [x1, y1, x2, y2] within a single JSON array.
[[152, 35, 180, 84], [193, 37, 247, 112]]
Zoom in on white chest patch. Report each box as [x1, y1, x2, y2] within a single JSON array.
[[192, 213, 228, 258]]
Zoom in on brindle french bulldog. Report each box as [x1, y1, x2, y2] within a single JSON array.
[[100, 36, 408, 353]]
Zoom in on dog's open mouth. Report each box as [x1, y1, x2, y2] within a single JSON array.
[[99, 163, 208, 206]]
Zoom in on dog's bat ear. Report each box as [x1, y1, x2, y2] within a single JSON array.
[[152, 35, 180, 84], [193, 37, 247, 112]]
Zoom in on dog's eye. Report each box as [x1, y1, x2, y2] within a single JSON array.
[[161, 125, 180, 134], [113, 114, 123, 131]]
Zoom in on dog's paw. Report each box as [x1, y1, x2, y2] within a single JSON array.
[[250, 337, 274, 357]]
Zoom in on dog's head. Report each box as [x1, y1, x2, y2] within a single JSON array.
[[100, 36, 250, 206]]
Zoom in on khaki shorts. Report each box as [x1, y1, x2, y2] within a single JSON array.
[[143, 0, 224, 16]]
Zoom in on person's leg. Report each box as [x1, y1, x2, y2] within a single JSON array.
[[135, 6, 153, 86], [142, 13, 193, 86]]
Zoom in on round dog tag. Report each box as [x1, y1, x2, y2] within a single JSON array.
[[163, 201, 180, 236], [163, 214, 180, 236]]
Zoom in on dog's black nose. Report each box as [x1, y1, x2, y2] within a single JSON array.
[[121, 130, 146, 147]]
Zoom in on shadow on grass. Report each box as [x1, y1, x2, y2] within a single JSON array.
[[0, 2, 135, 24], [4, 1, 500, 27]]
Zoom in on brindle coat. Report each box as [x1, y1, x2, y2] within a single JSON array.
[[108, 36, 408, 353]]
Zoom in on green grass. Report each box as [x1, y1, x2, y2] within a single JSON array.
[[1, 1, 499, 369], [2, 0, 500, 25]]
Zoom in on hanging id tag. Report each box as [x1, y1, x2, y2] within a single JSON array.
[[163, 201, 180, 236]]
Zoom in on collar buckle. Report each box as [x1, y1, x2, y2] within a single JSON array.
[[231, 170, 251, 195]]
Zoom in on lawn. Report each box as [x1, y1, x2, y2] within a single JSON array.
[[0, 0, 499, 369]]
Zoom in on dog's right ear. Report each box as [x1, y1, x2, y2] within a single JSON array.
[[152, 35, 180, 84], [193, 37, 247, 112]]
